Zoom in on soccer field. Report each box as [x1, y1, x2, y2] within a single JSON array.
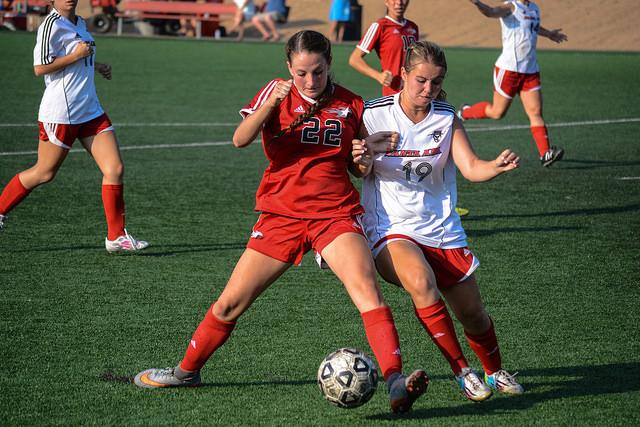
[[1, 32, 639, 425]]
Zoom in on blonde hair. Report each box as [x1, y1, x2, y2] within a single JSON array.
[[403, 40, 448, 101]]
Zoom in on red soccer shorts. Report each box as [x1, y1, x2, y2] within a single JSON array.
[[493, 66, 541, 99], [247, 212, 365, 266], [38, 113, 113, 149], [373, 234, 480, 289]]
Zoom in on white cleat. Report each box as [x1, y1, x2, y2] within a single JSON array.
[[105, 229, 149, 253], [485, 369, 524, 395], [0, 214, 5, 231], [456, 367, 492, 402]]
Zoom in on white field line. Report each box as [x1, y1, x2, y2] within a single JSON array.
[[1, 117, 639, 157], [616, 177, 640, 180]]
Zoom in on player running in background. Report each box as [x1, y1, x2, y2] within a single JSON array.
[[134, 30, 428, 414], [352, 40, 524, 401], [349, 0, 468, 216], [0, 0, 148, 252], [459, 0, 568, 167]]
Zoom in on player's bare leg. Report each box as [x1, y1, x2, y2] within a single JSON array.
[[18, 140, 69, 189], [484, 91, 513, 120], [521, 89, 564, 166]]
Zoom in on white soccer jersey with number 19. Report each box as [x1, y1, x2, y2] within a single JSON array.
[[495, 0, 541, 74], [33, 9, 103, 124], [361, 94, 468, 250]]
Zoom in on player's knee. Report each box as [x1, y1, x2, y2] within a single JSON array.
[[460, 307, 490, 330], [34, 168, 58, 184], [212, 300, 241, 322], [403, 270, 438, 299], [103, 162, 124, 182]]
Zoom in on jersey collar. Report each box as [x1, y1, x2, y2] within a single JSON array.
[[385, 16, 407, 26]]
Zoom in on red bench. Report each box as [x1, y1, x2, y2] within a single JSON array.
[[0, 0, 49, 31], [115, 0, 238, 38]]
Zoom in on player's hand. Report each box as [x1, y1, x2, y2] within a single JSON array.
[[352, 138, 372, 168], [495, 148, 520, 172], [548, 29, 568, 43], [72, 41, 92, 60], [96, 63, 112, 80], [364, 131, 399, 154], [267, 79, 293, 107], [378, 70, 393, 87]]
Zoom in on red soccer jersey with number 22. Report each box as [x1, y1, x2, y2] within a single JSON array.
[[239, 79, 365, 219]]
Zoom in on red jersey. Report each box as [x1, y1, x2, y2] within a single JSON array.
[[239, 79, 365, 219], [357, 16, 419, 96]]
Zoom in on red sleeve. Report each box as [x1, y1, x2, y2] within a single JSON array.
[[357, 21, 381, 54], [239, 79, 280, 119]]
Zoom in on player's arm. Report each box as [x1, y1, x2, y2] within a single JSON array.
[[348, 48, 393, 88], [467, 0, 513, 18], [538, 26, 568, 43], [34, 42, 92, 76], [232, 79, 293, 148], [450, 117, 519, 182]]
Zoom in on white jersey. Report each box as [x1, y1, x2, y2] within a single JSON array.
[[33, 9, 103, 124], [495, 0, 540, 74], [361, 94, 467, 250]]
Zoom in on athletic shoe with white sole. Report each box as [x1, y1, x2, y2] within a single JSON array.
[[456, 104, 470, 121], [105, 229, 149, 253], [388, 369, 429, 413], [540, 146, 564, 167], [0, 214, 5, 231], [455, 367, 492, 402], [134, 366, 201, 389], [485, 369, 524, 395]]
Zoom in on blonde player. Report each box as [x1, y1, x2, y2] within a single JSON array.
[[0, 0, 148, 252], [352, 41, 524, 401], [459, 0, 568, 167]]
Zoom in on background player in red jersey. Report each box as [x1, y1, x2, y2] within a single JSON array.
[[459, 0, 568, 167], [134, 30, 427, 414], [0, 0, 148, 252], [348, 0, 418, 97]]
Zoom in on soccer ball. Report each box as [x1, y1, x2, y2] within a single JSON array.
[[317, 347, 379, 409]]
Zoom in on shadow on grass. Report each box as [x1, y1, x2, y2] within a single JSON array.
[[6, 242, 247, 255], [366, 362, 640, 420], [558, 159, 640, 170], [462, 202, 640, 221]]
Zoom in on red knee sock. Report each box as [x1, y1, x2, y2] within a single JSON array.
[[179, 304, 236, 372], [415, 300, 468, 375], [461, 101, 489, 120], [0, 174, 31, 215], [361, 306, 403, 381], [102, 184, 125, 240], [531, 125, 550, 156], [464, 318, 502, 375]]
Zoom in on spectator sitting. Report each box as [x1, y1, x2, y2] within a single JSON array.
[[229, 0, 257, 41], [251, 0, 287, 41]]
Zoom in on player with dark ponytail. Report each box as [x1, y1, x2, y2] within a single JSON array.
[[134, 30, 428, 414]]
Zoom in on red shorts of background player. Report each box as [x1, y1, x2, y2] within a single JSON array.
[[493, 66, 541, 99], [372, 234, 480, 289], [38, 113, 114, 150], [247, 212, 365, 266]]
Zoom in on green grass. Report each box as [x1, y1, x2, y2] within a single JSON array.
[[1, 33, 639, 425]]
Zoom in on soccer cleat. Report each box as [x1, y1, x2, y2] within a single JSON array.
[[456, 104, 470, 121], [540, 146, 564, 167], [388, 369, 429, 413], [485, 369, 524, 395], [0, 214, 5, 231], [105, 229, 149, 253], [455, 207, 470, 217], [455, 367, 492, 402], [134, 366, 201, 389]]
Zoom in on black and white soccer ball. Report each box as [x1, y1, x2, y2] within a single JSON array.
[[317, 347, 379, 409]]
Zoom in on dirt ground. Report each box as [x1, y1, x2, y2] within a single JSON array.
[[282, 0, 640, 51], [75, 0, 639, 51]]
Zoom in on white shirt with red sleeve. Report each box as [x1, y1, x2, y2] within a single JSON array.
[[33, 9, 103, 124]]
